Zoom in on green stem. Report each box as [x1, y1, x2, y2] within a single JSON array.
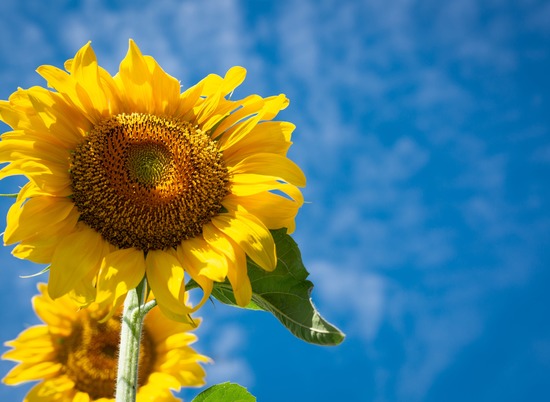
[[115, 279, 147, 402]]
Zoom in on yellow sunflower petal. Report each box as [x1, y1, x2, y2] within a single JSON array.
[[11, 209, 80, 264], [156, 356, 209, 387], [33, 283, 77, 335], [1, 89, 49, 134], [0, 100, 27, 130], [25, 86, 90, 147], [230, 173, 304, 200], [36, 64, 93, 121], [14, 181, 48, 201], [0, 159, 71, 196], [174, 79, 207, 120], [137, 382, 180, 402], [198, 73, 224, 97], [5, 196, 76, 245], [160, 332, 200, 352], [223, 191, 301, 233], [116, 39, 182, 115], [194, 66, 247, 128], [229, 153, 306, 187], [96, 247, 146, 312], [145, 250, 192, 322], [200, 97, 242, 133], [179, 236, 228, 282], [203, 223, 251, 306], [36, 42, 114, 122], [3, 350, 57, 367], [66, 238, 114, 307], [212, 211, 276, 271], [144, 371, 184, 390], [116, 39, 152, 112], [144, 305, 197, 343], [2, 348, 56, 366], [3, 361, 62, 385], [221, 121, 294, 162], [24, 378, 76, 401], [64, 55, 122, 116], [143, 54, 182, 115], [3, 326, 55, 363], [221, 66, 247, 95], [48, 225, 107, 300], [175, 240, 217, 311], [69, 42, 113, 117], [73, 392, 92, 402], [12, 242, 53, 264], [210, 94, 264, 138], [1, 85, 88, 147], [0, 137, 70, 164], [163, 355, 209, 387], [226, 254, 252, 306], [218, 94, 288, 150]]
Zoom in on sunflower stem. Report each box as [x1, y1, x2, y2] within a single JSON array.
[[115, 278, 147, 402]]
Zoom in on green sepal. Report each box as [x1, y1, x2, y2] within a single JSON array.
[[135, 276, 148, 311], [19, 265, 50, 279]]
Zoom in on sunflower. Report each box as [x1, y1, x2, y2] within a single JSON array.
[[2, 283, 209, 401], [0, 40, 305, 320]]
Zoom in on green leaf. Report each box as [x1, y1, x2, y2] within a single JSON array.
[[210, 228, 345, 346], [192, 382, 256, 402]]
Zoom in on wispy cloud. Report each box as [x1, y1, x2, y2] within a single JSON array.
[[269, 0, 550, 400], [196, 322, 254, 388], [0, 0, 548, 401], [312, 261, 386, 342]]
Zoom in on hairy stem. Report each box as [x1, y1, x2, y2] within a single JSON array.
[[115, 279, 147, 402]]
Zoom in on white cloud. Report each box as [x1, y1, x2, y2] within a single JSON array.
[[55, 0, 259, 81], [310, 257, 488, 401], [0, 0, 263, 94], [271, 4, 547, 399], [311, 261, 386, 342], [395, 296, 483, 400], [526, 1, 550, 35], [199, 323, 255, 387], [0, 11, 55, 92]]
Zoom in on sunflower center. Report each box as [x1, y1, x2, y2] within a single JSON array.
[[126, 142, 172, 187], [58, 312, 156, 399], [70, 113, 231, 251]]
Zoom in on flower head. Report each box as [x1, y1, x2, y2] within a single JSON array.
[[0, 40, 305, 320], [2, 283, 209, 401]]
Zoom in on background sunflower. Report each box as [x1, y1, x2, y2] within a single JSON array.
[[2, 284, 209, 402]]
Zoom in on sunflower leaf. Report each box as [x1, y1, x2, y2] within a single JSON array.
[[191, 382, 256, 402], [210, 228, 345, 346]]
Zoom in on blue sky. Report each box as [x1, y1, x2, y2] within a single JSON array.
[[0, 0, 549, 401]]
